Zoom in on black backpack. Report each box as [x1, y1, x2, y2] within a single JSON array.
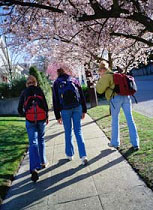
[[57, 77, 80, 109]]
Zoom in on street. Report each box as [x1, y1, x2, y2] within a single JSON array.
[[132, 75, 153, 118]]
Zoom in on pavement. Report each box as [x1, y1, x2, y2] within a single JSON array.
[[132, 75, 153, 118], [1, 111, 153, 210]]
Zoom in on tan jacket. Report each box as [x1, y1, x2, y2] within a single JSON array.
[[96, 70, 116, 101]]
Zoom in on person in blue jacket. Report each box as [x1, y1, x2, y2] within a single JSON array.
[[52, 68, 88, 165]]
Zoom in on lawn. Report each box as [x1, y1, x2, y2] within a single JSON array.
[[0, 117, 28, 204], [88, 105, 153, 191]]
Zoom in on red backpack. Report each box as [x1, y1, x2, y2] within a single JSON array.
[[24, 94, 46, 122], [113, 73, 137, 96]]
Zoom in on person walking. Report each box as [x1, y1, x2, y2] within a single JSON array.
[[96, 61, 140, 150], [52, 67, 88, 165], [18, 75, 49, 182]]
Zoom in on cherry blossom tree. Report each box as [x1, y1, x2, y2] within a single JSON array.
[[1, 1, 153, 44], [0, 0, 153, 74]]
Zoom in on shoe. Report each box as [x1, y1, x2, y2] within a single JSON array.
[[108, 143, 120, 150], [133, 146, 140, 151], [41, 162, 49, 169], [66, 156, 73, 161], [31, 170, 39, 182], [36, 167, 42, 171], [81, 156, 88, 166]]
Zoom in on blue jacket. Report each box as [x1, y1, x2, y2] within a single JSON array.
[[52, 74, 87, 120]]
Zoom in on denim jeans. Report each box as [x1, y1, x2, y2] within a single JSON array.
[[61, 105, 87, 158], [26, 120, 46, 172], [110, 95, 139, 147]]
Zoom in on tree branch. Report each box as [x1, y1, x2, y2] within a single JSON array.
[[128, 12, 153, 32], [97, 18, 109, 41], [89, 0, 105, 14], [130, 0, 142, 13], [111, 32, 153, 46], [67, 0, 77, 10], [78, 3, 153, 33], [0, 0, 64, 13]]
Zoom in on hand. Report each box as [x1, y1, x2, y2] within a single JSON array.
[[82, 113, 85, 119], [46, 118, 49, 124], [57, 118, 63, 124]]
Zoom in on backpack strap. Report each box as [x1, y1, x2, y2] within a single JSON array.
[[131, 95, 138, 104]]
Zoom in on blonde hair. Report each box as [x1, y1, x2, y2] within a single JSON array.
[[26, 75, 37, 87], [99, 61, 110, 71]]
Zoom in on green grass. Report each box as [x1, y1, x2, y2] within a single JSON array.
[[88, 105, 153, 190], [0, 117, 28, 203]]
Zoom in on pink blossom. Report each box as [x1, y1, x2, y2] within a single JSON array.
[[46, 62, 76, 80]]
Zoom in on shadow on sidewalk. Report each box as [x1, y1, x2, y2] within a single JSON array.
[[2, 149, 124, 209], [82, 115, 110, 127], [120, 147, 138, 158], [45, 131, 65, 141], [45, 115, 110, 142]]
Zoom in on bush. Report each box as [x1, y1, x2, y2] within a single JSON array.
[[81, 84, 90, 102], [0, 83, 10, 99], [0, 66, 52, 109], [29, 66, 43, 87], [0, 77, 26, 99], [40, 72, 52, 109], [9, 77, 26, 97], [29, 66, 52, 109]]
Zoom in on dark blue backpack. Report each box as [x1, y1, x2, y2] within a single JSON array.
[[57, 76, 80, 109]]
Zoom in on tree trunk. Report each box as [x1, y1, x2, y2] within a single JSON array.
[[108, 51, 113, 69]]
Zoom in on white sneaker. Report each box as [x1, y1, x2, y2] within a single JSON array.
[[66, 156, 73, 161], [41, 162, 49, 169], [81, 156, 88, 166]]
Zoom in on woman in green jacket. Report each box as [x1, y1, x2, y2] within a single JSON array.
[[96, 61, 139, 150]]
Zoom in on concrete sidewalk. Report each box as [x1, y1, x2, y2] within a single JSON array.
[[1, 111, 153, 210]]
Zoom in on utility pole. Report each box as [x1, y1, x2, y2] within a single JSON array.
[[4, 36, 13, 83], [84, 64, 98, 108]]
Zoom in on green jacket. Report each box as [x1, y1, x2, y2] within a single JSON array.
[[96, 70, 116, 101]]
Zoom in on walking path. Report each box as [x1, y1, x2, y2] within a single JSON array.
[[1, 111, 153, 210]]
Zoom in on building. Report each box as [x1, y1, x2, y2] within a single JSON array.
[[0, 36, 28, 83], [0, 36, 9, 82]]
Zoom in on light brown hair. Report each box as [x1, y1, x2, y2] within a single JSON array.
[[26, 75, 37, 87]]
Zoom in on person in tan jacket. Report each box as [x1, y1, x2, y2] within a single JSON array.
[[96, 61, 139, 151]]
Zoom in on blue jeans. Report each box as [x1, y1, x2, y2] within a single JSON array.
[[61, 105, 87, 158], [110, 95, 139, 147], [26, 120, 46, 172]]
